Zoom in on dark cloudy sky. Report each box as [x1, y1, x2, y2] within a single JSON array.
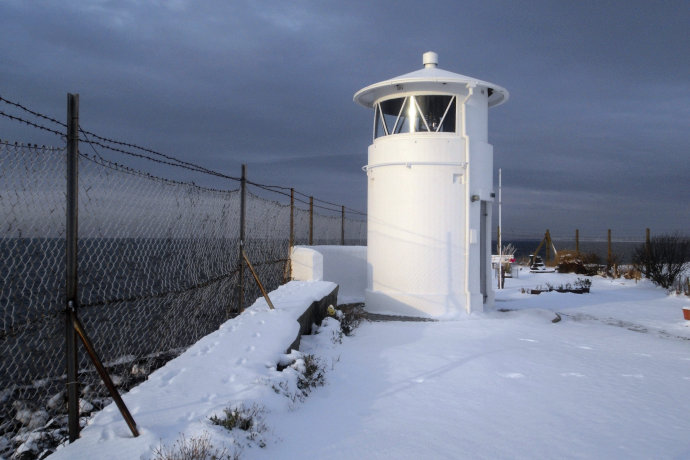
[[1, 0, 688, 240]]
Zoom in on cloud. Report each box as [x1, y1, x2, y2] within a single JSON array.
[[1, 0, 688, 236]]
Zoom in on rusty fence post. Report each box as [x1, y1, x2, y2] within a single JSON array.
[[65, 93, 80, 442], [341, 205, 345, 245], [309, 196, 313, 245], [283, 188, 295, 283], [238, 164, 246, 312], [289, 188, 294, 277]]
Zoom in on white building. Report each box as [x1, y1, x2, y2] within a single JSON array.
[[354, 51, 508, 318]]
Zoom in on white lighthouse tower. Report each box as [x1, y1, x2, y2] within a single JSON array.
[[354, 51, 508, 318]]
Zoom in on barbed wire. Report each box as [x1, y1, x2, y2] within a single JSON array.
[[292, 188, 366, 216], [0, 139, 64, 151], [247, 182, 367, 216], [78, 127, 232, 179], [0, 95, 67, 128], [0, 110, 66, 138], [1, 94, 366, 215], [80, 153, 238, 194]]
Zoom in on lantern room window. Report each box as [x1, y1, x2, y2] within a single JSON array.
[[374, 95, 456, 139]]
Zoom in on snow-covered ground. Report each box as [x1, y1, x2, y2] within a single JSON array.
[[47, 271, 690, 459]]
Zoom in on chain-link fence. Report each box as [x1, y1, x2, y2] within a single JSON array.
[[0, 138, 366, 457], [1, 142, 67, 454]]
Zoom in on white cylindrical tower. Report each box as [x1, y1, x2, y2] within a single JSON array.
[[354, 52, 508, 318]]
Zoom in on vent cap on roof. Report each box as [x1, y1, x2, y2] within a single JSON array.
[[423, 51, 438, 68]]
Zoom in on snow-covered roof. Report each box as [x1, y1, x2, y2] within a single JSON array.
[[354, 51, 509, 108]]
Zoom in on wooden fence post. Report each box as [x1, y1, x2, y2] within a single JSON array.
[[575, 229, 579, 256], [607, 228, 612, 270]]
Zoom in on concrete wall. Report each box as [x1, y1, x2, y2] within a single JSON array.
[[291, 245, 367, 304]]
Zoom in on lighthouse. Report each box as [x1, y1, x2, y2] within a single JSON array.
[[354, 51, 508, 318]]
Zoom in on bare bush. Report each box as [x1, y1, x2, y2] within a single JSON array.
[[633, 234, 690, 289], [209, 404, 267, 447], [152, 433, 237, 460]]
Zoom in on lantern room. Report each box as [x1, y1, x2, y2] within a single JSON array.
[[354, 51, 508, 318]]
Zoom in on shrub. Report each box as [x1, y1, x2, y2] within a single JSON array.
[[152, 433, 236, 460], [574, 277, 592, 290], [339, 308, 363, 336], [209, 404, 266, 441], [297, 354, 325, 393], [633, 234, 690, 289]]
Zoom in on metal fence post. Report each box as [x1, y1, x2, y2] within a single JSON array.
[[341, 205, 345, 245], [65, 93, 80, 442], [289, 188, 294, 277], [238, 164, 246, 312], [309, 196, 313, 245]]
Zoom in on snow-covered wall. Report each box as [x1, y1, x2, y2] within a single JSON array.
[[46, 280, 338, 460], [291, 246, 367, 303]]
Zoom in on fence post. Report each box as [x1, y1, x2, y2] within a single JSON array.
[[309, 196, 314, 245], [645, 227, 650, 257], [289, 188, 294, 278], [341, 205, 345, 245], [607, 228, 612, 269], [65, 93, 80, 442], [575, 229, 579, 256], [238, 164, 246, 313]]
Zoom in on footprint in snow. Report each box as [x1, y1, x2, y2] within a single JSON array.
[[161, 368, 182, 385], [500, 372, 525, 379], [198, 344, 215, 355], [621, 374, 644, 379], [246, 345, 256, 352]]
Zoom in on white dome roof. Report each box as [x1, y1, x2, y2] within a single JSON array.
[[354, 52, 508, 108]]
